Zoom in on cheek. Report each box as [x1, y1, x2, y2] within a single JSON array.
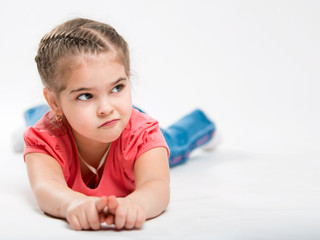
[[116, 94, 132, 122], [123, 94, 133, 114], [62, 104, 91, 126], [117, 89, 132, 108]]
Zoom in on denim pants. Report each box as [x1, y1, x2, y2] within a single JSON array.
[[24, 105, 215, 167]]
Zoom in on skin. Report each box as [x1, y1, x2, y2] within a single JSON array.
[[25, 52, 170, 230]]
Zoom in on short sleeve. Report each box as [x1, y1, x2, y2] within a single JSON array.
[[23, 112, 72, 183], [120, 109, 170, 181]]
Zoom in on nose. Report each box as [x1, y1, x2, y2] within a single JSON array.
[[97, 97, 113, 116]]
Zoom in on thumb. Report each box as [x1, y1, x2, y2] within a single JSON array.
[[95, 196, 108, 212], [106, 195, 118, 215]]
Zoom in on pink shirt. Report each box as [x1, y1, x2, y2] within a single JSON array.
[[23, 108, 169, 197]]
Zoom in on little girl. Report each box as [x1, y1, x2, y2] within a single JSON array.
[[23, 18, 215, 231]]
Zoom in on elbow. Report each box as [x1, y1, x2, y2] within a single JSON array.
[[158, 179, 171, 213], [164, 183, 171, 210], [32, 183, 50, 212]]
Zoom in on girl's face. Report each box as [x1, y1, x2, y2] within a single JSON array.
[[57, 52, 132, 147]]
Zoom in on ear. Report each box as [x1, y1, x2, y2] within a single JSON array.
[[43, 88, 62, 114]]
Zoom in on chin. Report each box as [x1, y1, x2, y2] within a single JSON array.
[[101, 132, 122, 143]]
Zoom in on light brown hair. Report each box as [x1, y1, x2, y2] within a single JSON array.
[[35, 18, 130, 93]]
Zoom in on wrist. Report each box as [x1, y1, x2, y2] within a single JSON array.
[[62, 192, 87, 218]]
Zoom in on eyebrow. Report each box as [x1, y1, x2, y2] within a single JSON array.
[[69, 77, 127, 94]]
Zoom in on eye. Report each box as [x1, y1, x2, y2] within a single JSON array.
[[111, 84, 124, 93], [77, 93, 93, 101]]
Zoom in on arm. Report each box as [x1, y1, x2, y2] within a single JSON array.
[[105, 147, 170, 229], [130, 146, 170, 218], [25, 153, 108, 230]]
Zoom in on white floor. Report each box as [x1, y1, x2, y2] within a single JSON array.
[[1, 1, 320, 239], [1, 146, 319, 239]]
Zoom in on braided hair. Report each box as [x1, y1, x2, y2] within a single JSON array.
[[35, 18, 130, 93]]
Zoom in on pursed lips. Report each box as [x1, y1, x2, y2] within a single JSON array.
[[99, 119, 119, 128]]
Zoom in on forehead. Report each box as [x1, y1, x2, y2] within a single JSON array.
[[57, 52, 126, 90]]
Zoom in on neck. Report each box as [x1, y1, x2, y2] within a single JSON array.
[[71, 129, 111, 168]]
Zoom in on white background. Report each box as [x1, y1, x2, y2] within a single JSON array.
[[0, 0, 319, 239]]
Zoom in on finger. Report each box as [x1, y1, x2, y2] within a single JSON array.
[[99, 212, 106, 223], [135, 209, 146, 229], [78, 210, 90, 230], [106, 196, 118, 215], [68, 215, 82, 231], [125, 208, 137, 229], [103, 206, 109, 216], [95, 196, 108, 212], [115, 206, 127, 229], [105, 214, 115, 225], [86, 203, 101, 230]]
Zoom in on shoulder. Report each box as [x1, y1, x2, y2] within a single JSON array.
[[23, 111, 76, 185], [120, 108, 168, 157], [29, 110, 68, 136], [114, 108, 169, 184], [23, 110, 72, 155], [125, 108, 159, 133]]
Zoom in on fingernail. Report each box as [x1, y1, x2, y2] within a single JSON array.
[[103, 207, 109, 216]]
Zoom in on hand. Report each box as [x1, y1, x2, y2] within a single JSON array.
[[66, 196, 108, 230], [104, 196, 146, 229]]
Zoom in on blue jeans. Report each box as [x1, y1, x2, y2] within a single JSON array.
[[24, 105, 215, 167]]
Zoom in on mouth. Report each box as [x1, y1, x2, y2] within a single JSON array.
[[99, 119, 119, 128]]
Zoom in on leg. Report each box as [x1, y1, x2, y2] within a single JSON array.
[[161, 109, 215, 167], [12, 104, 50, 152], [24, 104, 50, 126]]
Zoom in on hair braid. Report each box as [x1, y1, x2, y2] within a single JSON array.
[[35, 18, 130, 93]]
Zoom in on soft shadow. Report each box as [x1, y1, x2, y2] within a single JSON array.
[[170, 148, 254, 172]]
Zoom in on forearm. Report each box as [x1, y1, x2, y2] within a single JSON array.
[[25, 153, 108, 230], [126, 179, 170, 219], [32, 179, 85, 219], [26, 153, 86, 219]]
